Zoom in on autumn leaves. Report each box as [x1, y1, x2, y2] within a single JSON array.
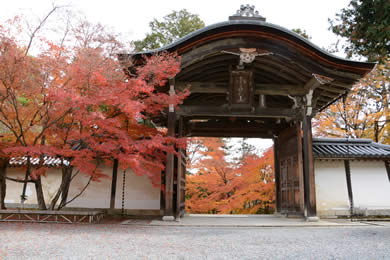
[[0, 9, 187, 209]]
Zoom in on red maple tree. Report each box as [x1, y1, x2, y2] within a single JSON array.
[[0, 10, 187, 210]]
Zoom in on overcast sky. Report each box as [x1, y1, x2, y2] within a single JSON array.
[[0, 0, 351, 150], [1, 0, 350, 56]]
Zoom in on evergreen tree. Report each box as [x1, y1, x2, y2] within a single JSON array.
[[329, 0, 390, 61], [133, 9, 205, 52]]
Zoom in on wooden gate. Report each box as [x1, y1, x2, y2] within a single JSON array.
[[277, 124, 304, 215]]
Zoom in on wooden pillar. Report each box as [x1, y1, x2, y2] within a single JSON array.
[[110, 159, 119, 209], [176, 117, 184, 219], [164, 78, 176, 219], [273, 137, 281, 213], [302, 116, 317, 219]]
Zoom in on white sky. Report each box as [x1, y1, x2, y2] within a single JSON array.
[[0, 0, 351, 152], [1, 0, 350, 55]]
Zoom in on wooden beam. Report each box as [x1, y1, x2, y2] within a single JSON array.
[[188, 131, 273, 138], [253, 63, 304, 84], [110, 159, 119, 209], [317, 84, 347, 94], [189, 120, 282, 132], [332, 81, 355, 89], [255, 84, 307, 96], [179, 55, 236, 76], [176, 82, 308, 96], [320, 91, 339, 98], [255, 58, 308, 82], [188, 67, 229, 81], [178, 105, 300, 118], [318, 96, 334, 103], [303, 77, 321, 90], [176, 82, 227, 93]]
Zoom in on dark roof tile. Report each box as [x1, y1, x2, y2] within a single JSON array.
[[313, 138, 390, 159]]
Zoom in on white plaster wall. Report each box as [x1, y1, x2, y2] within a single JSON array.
[[114, 169, 161, 210], [314, 160, 350, 215], [66, 166, 111, 209], [5, 165, 161, 210], [350, 160, 390, 210], [5, 168, 62, 205]]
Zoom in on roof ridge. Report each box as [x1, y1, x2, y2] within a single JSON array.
[[313, 137, 372, 144]]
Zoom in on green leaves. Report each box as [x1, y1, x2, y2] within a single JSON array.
[[291, 28, 312, 40], [17, 96, 30, 106], [329, 0, 390, 61], [133, 9, 205, 52]]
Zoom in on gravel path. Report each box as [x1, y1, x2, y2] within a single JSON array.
[[1, 223, 390, 259]]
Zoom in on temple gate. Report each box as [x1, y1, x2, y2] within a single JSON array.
[[121, 5, 374, 220]]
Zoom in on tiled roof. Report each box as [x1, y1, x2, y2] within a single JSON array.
[[7, 140, 83, 167], [8, 156, 70, 167], [313, 138, 390, 159]]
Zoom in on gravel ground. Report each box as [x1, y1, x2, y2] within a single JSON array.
[[0, 222, 390, 259]]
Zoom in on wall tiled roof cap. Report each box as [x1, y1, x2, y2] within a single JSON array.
[[313, 138, 390, 159], [8, 156, 70, 167]]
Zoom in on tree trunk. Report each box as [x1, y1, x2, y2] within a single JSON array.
[[49, 166, 72, 210], [374, 120, 379, 143], [0, 160, 7, 209], [59, 167, 73, 209], [34, 176, 47, 210], [21, 163, 31, 205]]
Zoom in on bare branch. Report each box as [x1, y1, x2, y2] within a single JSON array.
[[6, 176, 34, 183], [57, 175, 92, 210], [70, 169, 80, 181], [24, 5, 59, 57]]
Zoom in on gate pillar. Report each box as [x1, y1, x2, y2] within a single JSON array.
[[302, 116, 318, 220], [278, 123, 305, 215], [273, 137, 281, 213], [163, 78, 177, 221]]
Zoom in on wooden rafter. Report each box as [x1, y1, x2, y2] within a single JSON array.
[[176, 82, 308, 96], [178, 106, 300, 118]]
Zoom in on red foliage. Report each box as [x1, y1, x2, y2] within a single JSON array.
[[0, 15, 188, 186]]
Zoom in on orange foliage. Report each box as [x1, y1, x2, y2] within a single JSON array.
[[186, 138, 275, 214], [314, 58, 390, 144]]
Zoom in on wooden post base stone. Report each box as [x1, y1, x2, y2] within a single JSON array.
[[162, 215, 175, 221], [306, 216, 319, 222]]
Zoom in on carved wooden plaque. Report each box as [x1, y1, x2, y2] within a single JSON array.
[[229, 69, 254, 109]]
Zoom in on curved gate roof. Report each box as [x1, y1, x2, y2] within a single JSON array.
[[121, 8, 375, 114]]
